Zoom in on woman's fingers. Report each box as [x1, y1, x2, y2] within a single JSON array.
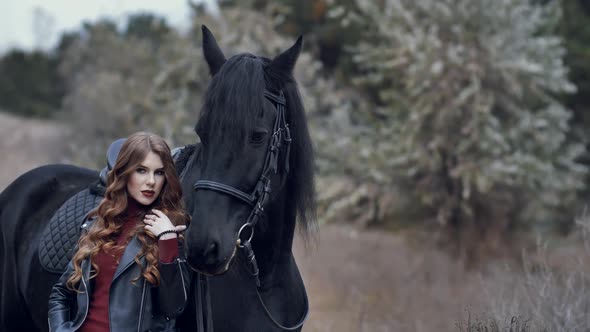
[[148, 210, 172, 226], [145, 210, 176, 238], [150, 209, 164, 217], [174, 225, 187, 232], [144, 224, 154, 235], [143, 215, 156, 222]]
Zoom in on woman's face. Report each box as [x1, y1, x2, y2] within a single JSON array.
[[127, 151, 166, 206]]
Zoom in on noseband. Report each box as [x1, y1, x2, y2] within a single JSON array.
[[193, 89, 308, 331]]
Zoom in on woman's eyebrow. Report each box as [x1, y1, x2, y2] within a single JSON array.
[[138, 164, 164, 171]]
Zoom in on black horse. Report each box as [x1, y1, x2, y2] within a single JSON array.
[[0, 26, 316, 332], [176, 27, 316, 332]]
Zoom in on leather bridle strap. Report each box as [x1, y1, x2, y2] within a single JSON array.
[[257, 287, 309, 331], [193, 180, 256, 206], [264, 89, 286, 105]]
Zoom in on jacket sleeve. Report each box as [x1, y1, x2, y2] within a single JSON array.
[[156, 238, 192, 318], [47, 261, 77, 332]]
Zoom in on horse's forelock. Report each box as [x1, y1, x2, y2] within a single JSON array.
[[198, 54, 267, 151]]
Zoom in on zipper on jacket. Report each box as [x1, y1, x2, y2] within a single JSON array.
[[137, 279, 147, 332], [70, 225, 92, 331], [72, 271, 90, 331], [178, 258, 188, 301]]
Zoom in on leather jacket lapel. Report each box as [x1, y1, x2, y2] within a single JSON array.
[[81, 259, 92, 290], [113, 236, 143, 281]]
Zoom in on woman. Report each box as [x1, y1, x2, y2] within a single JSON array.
[[48, 132, 191, 332]]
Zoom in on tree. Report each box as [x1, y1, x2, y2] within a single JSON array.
[[217, 0, 367, 73], [350, 0, 585, 252], [58, 18, 202, 166], [124, 13, 172, 48], [560, 0, 590, 158], [0, 50, 63, 118]]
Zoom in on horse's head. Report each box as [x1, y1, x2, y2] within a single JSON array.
[[182, 26, 316, 275]]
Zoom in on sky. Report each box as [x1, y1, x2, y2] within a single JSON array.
[[0, 0, 216, 52]]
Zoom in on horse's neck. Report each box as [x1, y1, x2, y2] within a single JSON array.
[[245, 197, 306, 331], [255, 194, 297, 287]]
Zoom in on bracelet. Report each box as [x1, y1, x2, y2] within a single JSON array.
[[156, 229, 178, 240]]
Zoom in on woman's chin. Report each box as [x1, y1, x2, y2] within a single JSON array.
[[132, 195, 155, 206]]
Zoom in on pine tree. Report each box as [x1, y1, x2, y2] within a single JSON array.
[[560, 0, 590, 158], [350, 0, 586, 237]]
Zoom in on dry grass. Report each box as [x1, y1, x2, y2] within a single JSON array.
[[296, 220, 590, 332], [468, 216, 590, 332], [456, 314, 537, 332], [0, 111, 68, 190]]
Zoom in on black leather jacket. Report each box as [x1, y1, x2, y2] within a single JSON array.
[[48, 225, 191, 332]]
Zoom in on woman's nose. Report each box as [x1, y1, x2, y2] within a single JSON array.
[[146, 173, 156, 185]]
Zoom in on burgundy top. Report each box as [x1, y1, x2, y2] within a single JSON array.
[[79, 199, 178, 332]]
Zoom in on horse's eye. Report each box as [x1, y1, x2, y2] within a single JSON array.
[[250, 131, 267, 144]]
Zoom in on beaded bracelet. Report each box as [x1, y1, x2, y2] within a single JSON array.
[[156, 229, 178, 240]]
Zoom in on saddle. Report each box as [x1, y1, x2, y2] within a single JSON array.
[[38, 138, 126, 274], [99, 138, 126, 185]]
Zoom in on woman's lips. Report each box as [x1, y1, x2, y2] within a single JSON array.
[[141, 190, 155, 198]]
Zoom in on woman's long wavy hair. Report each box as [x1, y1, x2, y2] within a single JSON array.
[[66, 132, 189, 290]]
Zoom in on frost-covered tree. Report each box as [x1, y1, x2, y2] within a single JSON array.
[[58, 18, 204, 166], [348, 0, 586, 238]]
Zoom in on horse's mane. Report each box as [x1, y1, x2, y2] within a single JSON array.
[[196, 53, 317, 236]]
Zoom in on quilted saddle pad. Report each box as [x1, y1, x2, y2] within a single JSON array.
[[38, 188, 103, 274]]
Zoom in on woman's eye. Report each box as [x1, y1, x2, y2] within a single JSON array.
[[155, 170, 165, 176], [136, 168, 146, 174], [250, 132, 266, 144]]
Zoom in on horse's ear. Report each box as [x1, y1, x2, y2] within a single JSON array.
[[202, 25, 226, 76], [269, 36, 303, 74]]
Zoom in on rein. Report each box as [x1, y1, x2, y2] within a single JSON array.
[[174, 146, 213, 332], [192, 89, 309, 331]]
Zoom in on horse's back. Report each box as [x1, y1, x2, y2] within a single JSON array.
[[0, 164, 97, 241], [0, 164, 98, 332]]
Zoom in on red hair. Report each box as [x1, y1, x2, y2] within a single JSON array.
[[67, 132, 189, 290]]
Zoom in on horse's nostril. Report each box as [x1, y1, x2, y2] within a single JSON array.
[[204, 242, 218, 265]]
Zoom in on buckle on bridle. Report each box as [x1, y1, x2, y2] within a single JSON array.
[[236, 223, 254, 248]]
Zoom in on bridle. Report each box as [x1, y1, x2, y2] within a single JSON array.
[[192, 89, 309, 331], [194, 89, 291, 250]]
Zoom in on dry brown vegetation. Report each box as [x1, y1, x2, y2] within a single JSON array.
[[0, 112, 69, 190], [295, 222, 590, 332]]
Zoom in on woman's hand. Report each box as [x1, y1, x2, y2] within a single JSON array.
[[143, 209, 187, 240]]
